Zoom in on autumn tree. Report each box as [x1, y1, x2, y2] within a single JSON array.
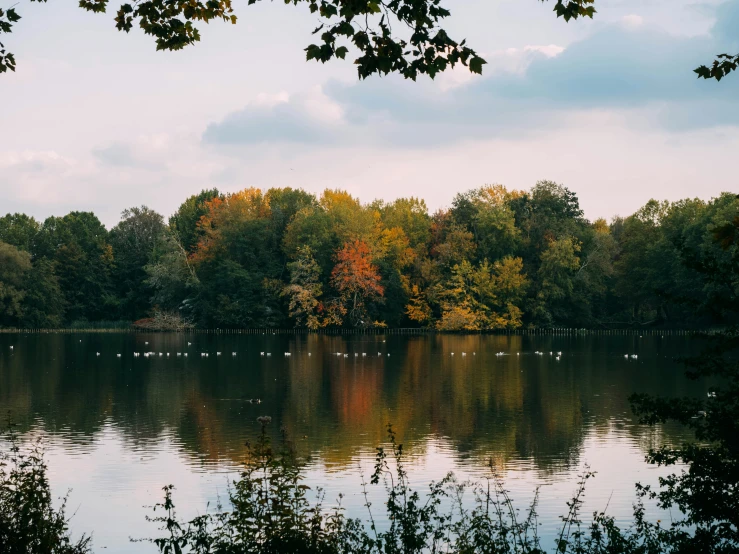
[[169, 189, 221, 254], [433, 257, 528, 331], [282, 246, 324, 329], [406, 284, 432, 325], [330, 239, 384, 327]]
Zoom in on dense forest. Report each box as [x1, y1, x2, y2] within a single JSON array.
[[1, 182, 737, 330]]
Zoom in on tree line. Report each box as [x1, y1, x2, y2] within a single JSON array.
[[1, 181, 737, 330]]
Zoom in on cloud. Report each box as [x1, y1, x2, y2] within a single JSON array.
[[92, 135, 173, 170], [92, 142, 139, 167], [199, 0, 739, 150], [203, 89, 344, 145], [621, 14, 644, 28]]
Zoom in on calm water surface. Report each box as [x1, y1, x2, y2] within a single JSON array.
[[0, 333, 704, 552]]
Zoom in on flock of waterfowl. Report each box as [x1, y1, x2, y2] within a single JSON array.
[[6, 343, 646, 363]]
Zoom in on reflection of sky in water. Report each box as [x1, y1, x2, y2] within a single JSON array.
[[0, 333, 703, 553]]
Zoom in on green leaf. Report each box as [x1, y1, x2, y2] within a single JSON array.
[[469, 55, 486, 75]]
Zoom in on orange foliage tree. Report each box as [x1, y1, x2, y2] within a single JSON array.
[[330, 240, 384, 327]]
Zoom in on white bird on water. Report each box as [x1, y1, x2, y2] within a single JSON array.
[[216, 352, 221, 356], [261, 352, 265, 356], [9, 346, 13, 350], [232, 352, 237, 356], [631, 354, 638, 359], [96, 352, 100, 356], [188, 342, 192, 346], [116, 354, 121, 358]]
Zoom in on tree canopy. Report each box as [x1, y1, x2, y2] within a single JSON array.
[[0, 0, 734, 81], [1, 184, 736, 331]]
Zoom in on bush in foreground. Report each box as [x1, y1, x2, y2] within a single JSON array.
[[0, 433, 91, 554]]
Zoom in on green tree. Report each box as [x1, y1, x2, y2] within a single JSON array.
[[109, 206, 166, 320], [20, 259, 65, 327], [0, 241, 31, 326], [570, 218, 618, 326], [532, 236, 581, 326], [35, 212, 115, 323], [451, 185, 522, 262], [145, 229, 200, 315], [0, 213, 40, 253]]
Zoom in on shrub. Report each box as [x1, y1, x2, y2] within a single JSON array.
[[0, 432, 91, 554]]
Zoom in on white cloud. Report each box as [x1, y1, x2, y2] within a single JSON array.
[[621, 14, 645, 28], [523, 44, 566, 58]]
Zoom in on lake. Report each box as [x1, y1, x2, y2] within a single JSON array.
[[0, 332, 704, 552]]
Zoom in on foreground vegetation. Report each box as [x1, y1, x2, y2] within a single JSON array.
[[1, 184, 737, 331]]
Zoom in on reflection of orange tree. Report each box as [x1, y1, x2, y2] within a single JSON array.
[[330, 363, 384, 427]]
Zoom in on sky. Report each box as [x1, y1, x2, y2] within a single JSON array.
[[2, 0, 738, 227]]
